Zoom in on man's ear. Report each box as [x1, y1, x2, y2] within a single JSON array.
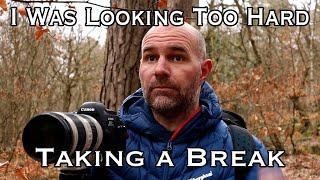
[[200, 59, 213, 81]]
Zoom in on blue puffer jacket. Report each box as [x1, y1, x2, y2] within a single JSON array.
[[93, 82, 273, 179]]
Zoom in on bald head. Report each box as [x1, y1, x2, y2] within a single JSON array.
[[139, 23, 213, 130], [142, 24, 207, 60]]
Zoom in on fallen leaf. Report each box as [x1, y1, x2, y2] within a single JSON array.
[[18, 6, 26, 16], [0, 0, 7, 11], [15, 168, 28, 180]]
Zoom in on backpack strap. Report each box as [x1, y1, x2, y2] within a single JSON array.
[[228, 125, 256, 180], [221, 110, 256, 180], [222, 109, 247, 128]]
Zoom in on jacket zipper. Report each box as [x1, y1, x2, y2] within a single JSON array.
[[166, 141, 172, 152], [161, 107, 201, 180], [162, 141, 173, 180]]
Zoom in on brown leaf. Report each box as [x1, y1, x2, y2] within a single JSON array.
[[35, 27, 50, 40], [35, 25, 42, 31], [18, 6, 26, 16], [15, 168, 28, 180], [0, 0, 7, 11], [158, 0, 167, 9]]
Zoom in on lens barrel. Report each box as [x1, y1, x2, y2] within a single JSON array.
[[22, 112, 103, 163]]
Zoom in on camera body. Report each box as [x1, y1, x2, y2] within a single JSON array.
[[22, 102, 127, 164]]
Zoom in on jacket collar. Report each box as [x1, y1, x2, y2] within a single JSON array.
[[119, 82, 222, 142]]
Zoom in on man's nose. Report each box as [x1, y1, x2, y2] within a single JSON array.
[[154, 56, 170, 77]]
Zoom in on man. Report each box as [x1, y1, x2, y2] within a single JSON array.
[[91, 24, 284, 179]]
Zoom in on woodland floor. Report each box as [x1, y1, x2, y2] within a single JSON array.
[[282, 153, 320, 180]]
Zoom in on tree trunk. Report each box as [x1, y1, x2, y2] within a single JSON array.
[[100, 0, 151, 110]]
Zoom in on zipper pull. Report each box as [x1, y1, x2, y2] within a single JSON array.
[[167, 141, 172, 151]]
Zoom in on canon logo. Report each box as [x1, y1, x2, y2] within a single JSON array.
[[80, 108, 95, 111]]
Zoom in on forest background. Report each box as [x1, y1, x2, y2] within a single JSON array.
[[0, 0, 319, 179]]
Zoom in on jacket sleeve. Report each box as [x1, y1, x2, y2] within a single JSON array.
[[245, 136, 285, 180]]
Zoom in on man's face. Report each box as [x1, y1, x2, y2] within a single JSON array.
[[139, 27, 204, 115]]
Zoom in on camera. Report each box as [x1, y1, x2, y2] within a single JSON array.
[[22, 102, 127, 164]]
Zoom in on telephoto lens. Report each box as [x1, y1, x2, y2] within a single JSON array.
[[22, 112, 103, 164], [22, 102, 127, 164]]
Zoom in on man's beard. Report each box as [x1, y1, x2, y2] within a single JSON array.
[[143, 76, 200, 119]]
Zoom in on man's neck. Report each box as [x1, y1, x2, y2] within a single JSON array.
[[152, 102, 200, 132]]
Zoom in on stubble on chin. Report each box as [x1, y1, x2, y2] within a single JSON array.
[[144, 85, 199, 119], [148, 91, 181, 115]]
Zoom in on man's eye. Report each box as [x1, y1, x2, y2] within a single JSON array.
[[146, 55, 157, 61], [172, 56, 183, 62]]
